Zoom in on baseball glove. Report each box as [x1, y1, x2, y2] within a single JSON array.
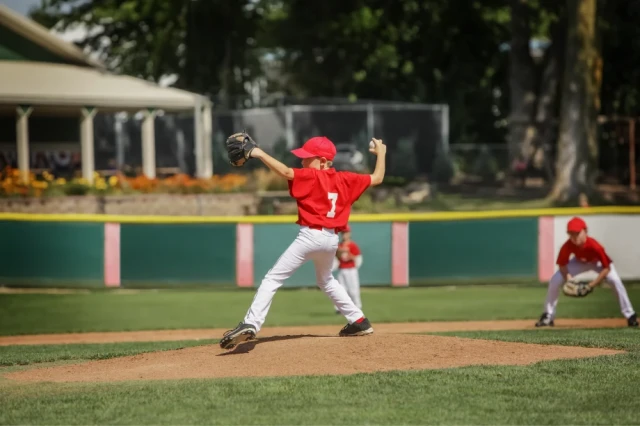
[[562, 280, 594, 297], [336, 248, 350, 262], [226, 131, 258, 167]]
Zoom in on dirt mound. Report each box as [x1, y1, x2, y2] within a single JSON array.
[[6, 334, 623, 383], [0, 318, 629, 346]]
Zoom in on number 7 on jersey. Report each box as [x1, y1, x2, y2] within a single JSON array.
[[327, 192, 338, 218]]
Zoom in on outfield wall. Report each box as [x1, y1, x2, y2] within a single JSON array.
[[1, 207, 639, 288]]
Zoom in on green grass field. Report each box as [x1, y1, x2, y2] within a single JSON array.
[[1, 285, 639, 425], [3, 285, 640, 335]]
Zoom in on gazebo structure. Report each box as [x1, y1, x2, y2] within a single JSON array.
[[0, 4, 213, 184]]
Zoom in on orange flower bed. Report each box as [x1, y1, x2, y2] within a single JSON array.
[[0, 167, 249, 197]]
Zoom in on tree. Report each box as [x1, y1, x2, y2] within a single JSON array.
[[507, 0, 537, 170], [30, 0, 261, 108], [260, 0, 510, 148], [599, 0, 640, 116], [506, 0, 565, 185], [548, 0, 602, 203]]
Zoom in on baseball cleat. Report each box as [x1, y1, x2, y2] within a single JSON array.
[[535, 313, 554, 327], [220, 322, 257, 349], [628, 314, 638, 328], [339, 317, 374, 336]]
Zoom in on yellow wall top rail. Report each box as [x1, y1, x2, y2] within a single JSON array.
[[0, 206, 639, 224]]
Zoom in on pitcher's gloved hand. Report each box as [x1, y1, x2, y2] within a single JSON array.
[[226, 131, 258, 167]]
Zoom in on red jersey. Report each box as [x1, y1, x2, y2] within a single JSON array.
[[337, 241, 361, 269], [288, 168, 371, 231], [556, 236, 612, 268]]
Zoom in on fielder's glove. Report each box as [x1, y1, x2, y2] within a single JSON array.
[[336, 248, 350, 262], [562, 280, 594, 297], [226, 131, 258, 167]]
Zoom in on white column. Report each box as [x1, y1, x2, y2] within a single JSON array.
[[80, 106, 97, 184], [285, 106, 294, 149], [202, 101, 213, 178], [193, 99, 204, 177], [366, 102, 374, 142], [441, 104, 450, 154], [16, 105, 33, 184], [141, 108, 157, 178], [115, 113, 126, 169]]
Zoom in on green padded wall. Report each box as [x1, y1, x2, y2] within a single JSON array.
[[409, 218, 538, 282], [253, 224, 316, 287], [0, 221, 104, 286], [253, 223, 391, 287], [120, 224, 235, 285], [344, 222, 391, 286]]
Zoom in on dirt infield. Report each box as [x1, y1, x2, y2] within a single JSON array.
[[3, 319, 627, 383], [6, 333, 623, 383], [0, 318, 629, 346]]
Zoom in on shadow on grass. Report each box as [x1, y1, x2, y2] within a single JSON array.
[[217, 334, 332, 356]]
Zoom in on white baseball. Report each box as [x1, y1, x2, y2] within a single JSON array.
[[369, 140, 376, 150]]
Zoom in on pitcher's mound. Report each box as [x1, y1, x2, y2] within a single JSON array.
[[7, 334, 623, 383]]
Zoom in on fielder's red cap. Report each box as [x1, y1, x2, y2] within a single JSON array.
[[342, 224, 351, 233], [291, 136, 337, 161], [567, 217, 587, 233]]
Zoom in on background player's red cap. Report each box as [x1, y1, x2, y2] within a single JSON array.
[[567, 217, 587, 232], [291, 136, 337, 161], [342, 224, 351, 232]]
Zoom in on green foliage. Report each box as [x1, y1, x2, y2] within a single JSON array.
[[599, 1, 640, 116], [27, 0, 640, 162], [30, 0, 260, 108], [260, 0, 510, 147], [59, 182, 91, 196]]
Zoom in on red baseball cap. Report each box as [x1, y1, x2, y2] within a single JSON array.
[[342, 224, 351, 233], [291, 136, 336, 161], [567, 217, 587, 233]]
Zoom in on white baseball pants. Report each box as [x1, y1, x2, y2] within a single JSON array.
[[335, 267, 362, 309], [244, 226, 365, 332], [544, 258, 636, 319]]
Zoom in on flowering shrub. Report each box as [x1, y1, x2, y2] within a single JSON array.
[[0, 167, 249, 198]]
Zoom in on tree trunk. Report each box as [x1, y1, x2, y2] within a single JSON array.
[[507, 0, 537, 181], [548, 0, 601, 204], [530, 21, 565, 181]]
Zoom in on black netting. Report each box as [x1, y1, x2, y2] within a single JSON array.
[[211, 109, 287, 174], [0, 105, 447, 181], [372, 108, 443, 178]]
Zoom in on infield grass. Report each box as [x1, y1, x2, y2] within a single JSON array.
[[3, 284, 640, 335]]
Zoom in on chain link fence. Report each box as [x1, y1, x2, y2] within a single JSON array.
[[209, 104, 449, 179], [3, 107, 640, 188], [0, 103, 449, 181]]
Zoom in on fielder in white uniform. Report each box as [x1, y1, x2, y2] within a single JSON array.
[[535, 216, 638, 328], [332, 225, 363, 311]]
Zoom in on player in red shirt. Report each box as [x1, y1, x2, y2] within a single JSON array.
[[331, 224, 363, 312], [535, 217, 637, 327], [220, 136, 387, 349]]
